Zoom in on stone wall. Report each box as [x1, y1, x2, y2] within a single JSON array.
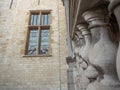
[[0, 0, 68, 90]]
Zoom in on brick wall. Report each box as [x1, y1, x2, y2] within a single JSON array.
[[0, 0, 68, 90]]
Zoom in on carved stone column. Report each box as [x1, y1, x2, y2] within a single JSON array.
[[83, 8, 120, 90], [77, 24, 91, 64], [66, 56, 76, 90], [109, 0, 120, 80], [76, 24, 91, 90], [72, 30, 85, 90]]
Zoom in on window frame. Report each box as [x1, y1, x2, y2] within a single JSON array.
[[24, 10, 52, 57]]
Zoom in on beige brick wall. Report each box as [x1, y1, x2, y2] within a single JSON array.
[[0, 0, 68, 90]]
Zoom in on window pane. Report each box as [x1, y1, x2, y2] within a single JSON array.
[[30, 15, 34, 25], [41, 13, 50, 25], [40, 29, 50, 54], [44, 14, 47, 25], [27, 29, 38, 55], [30, 13, 39, 25], [41, 14, 45, 25], [48, 14, 50, 25], [33, 15, 37, 25]]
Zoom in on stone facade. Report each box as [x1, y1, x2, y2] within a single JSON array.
[[62, 0, 120, 90], [0, 0, 68, 90]]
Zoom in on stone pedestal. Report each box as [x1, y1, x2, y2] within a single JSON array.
[[66, 56, 76, 90], [109, 0, 120, 80]]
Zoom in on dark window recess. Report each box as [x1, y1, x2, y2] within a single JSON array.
[[41, 13, 50, 25], [30, 13, 40, 25]]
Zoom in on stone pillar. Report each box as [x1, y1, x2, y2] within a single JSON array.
[[83, 8, 120, 90], [109, 0, 120, 80], [71, 31, 84, 90], [66, 56, 76, 90], [63, 0, 73, 56]]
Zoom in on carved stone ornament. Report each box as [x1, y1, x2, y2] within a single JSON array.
[[109, 0, 120, 80], [83, 8, 120, 90]]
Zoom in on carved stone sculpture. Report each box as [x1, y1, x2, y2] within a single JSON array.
[[74, 33, 84, 71], [77, 24, 91, 68], [109, 0, 120, 80], [72, 31, 84, 90], [83, 8, 120, 90], [75, 25, 91, 90], [72, 31, 82, 90], [73, 30, 83, 56]]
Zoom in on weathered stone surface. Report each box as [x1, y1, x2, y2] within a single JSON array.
[[87, 81, 120, 90], [62, 0, 120, 90], [0, 0, 68, 90], [83, 9, 120, 88], [109, 1, 120, 80]]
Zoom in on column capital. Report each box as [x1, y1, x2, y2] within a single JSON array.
[[77, 24, 90, 36], [77, 24, 88, 30], [72, 30, 83, 40], [82, 9, 105, 23], [82, 9, 108, 28]]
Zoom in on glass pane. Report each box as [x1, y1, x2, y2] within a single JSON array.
[[41, 14, 45, 25], [44, 14, 47, 25], [27, 29, 38, 55], [40, 29, 50, 54], [48, 14, 50, 25], [41, 13, 50, 25], [30, 13, 39, 25], [30, 15, 34, 25], [33, 15, 37, 25]]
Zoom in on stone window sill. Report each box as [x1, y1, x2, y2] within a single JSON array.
[[23, 54, 52, 57]]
